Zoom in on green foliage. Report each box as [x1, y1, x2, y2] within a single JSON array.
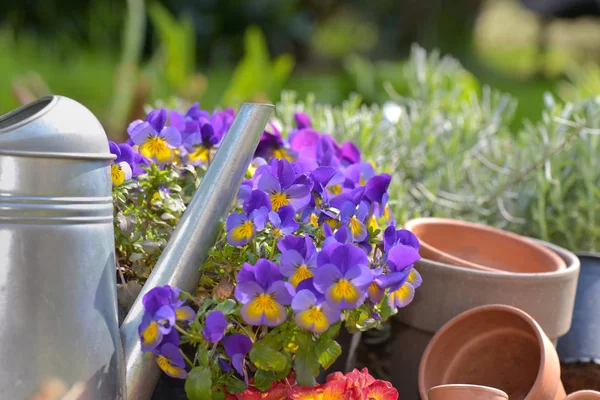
[[221, 25, 295, 107], [185, 366, 213, 400], [293, 332, 320, 387], [315, 337, 342, 370], [249, 343, 289, 372]]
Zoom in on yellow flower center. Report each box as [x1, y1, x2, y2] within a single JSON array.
[[325, 218, 340, 230], [237, 221, 255, 239], [349, 215, 363, 235], [384, 205, 392, 221], [290, 265, 313, 287], [328, 184, 342, 195], [368, 216, 378, 232], [111, 164, 125, 186], [273, 228, 282, 238], [270, 192, 289, 211], [139, 136, 173, 162], [189, 145, 210, 163], [331, 279, 358, 302], [309, 213, 319, 227], [272, 148, 293, 161]]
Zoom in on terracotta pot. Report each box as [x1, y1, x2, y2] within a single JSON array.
[[404, 218, 566, 273], [419, 304, 566, 400], [388, 238, 579, 399], [565, 390, 600, 399], [428, 384, 508, 400]]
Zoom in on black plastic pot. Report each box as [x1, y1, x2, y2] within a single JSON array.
[[557, 252, 600, 363]]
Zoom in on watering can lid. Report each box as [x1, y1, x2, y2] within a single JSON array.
[[0, 95, 115, 160]]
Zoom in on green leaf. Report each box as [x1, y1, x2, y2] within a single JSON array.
[[225, 376, 247, 394], [322, 321, 342, 339], [196, 346, 209, 367], [378, 294, 398, 321], [214, 299, 237, 315], [294, 333, 320, 387], [249, 342, 288, 372], [315, 338, 342, 370], [252, 369, 278, 392], [185, 366, 212, 400]]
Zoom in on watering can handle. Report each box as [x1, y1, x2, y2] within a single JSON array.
[[120, 103, 273, 400]]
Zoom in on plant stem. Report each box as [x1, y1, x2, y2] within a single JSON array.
[[181, 350, 195, 368], [174, 324, 204, 342]]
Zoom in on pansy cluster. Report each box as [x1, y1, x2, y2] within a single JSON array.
[[114, 105, 418, 399]]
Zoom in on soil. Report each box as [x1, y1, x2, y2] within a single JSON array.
[[561, 362, 600, 393]]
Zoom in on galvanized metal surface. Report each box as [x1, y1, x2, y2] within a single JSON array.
[[0, 96, 124, 398], [120, 103, 273, 400]]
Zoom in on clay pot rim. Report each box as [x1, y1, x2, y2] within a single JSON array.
[[418, 304, 553, 400], [565, 390, 600, 399], [429, 384, 508, 397], [405, 217, 567, 273]]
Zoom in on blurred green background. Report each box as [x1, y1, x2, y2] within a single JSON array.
[[1, 0, 600, 140]]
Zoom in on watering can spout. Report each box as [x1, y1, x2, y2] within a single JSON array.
[[120, 103, 273, 399]]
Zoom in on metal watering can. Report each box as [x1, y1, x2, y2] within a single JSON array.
[[0, 96, 273, 399]]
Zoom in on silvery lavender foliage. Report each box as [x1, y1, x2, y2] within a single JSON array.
[[276, 45, 600, 252]]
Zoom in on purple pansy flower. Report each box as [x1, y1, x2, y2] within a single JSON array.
[[294, 112, 312, 130], [339, 141, 361, 165], [313, 243, 373, 310], [132, 152, 151, 176], [339, 201, 369, 242], [223, 334, 253, 385], [226, 191, 271, 247], [258, 158, 313, 211], [138, 285, 195, 352], [109, 141, 134, 185], [169, 103, 209, 137], [255, 122, 293, 161], [155, 341, 188, 379], [184, 119, 222, 165], [202, 310, 228, 343], [234, 259, 295, 326], [279, 235, 318, 288], [383, 226, 420, 253], [268, 205, 299, 238], [344, 162, 375, 189], [292, 288, 340, 334], [128, 109, 182, 163], [364, 174, 392, 205]]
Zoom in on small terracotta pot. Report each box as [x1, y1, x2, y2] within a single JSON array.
[[419, 304, 566, 400], [565, 390, 600, 399], [428, 384, 508, 400], [389, 238, 579, 400], [404, 218, 566, 273]]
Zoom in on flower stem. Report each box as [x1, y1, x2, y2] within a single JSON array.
[[174, 324, 204, 342], [181, 350, 195, 368]]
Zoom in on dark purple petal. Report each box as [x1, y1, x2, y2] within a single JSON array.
[[339, 201, 356, 224], [316, 242, 342, 267], [331, 244, 369, 274], [267, 281, 295, 305], [285, 184, 312, 210], [231, 353, 245, 379], [169, 110, 186, 132], [147, 109, 168, 132], [294, 112, 312, 129], [161, 328, 181, 347], [365, 174, 391, 204], [142, 285, 172, 315], [224, 334, 253, 358], [236, 263, 255, 284], [376, 269, 411, 290], [396, 229, 420, 249], [234, 281, 263, 304], [258, 172, 282, 194], [296, 278, 325, 302], [340, 142, 361, 165], [203, 310, 228, 342], [244, 190, 272, 213], [291, 289, 317, 313], [383, 225, 396, 252], [334, 226, 351, 244], [226, 212, 247, 231], [272, 158, 296, 189], [313, 263, 343, 294], [279, 250, 304, 277], [254, 259, 282, 289], [277, 234, 303, 254], [218, 358, 232, 372], [387, 244, 421, 272], [159, 342, 186, 369], [155, 305, 176, 334], [109, 141, 121, 158], [117, 143, 136, 165], [251, 207, 269, 231]]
